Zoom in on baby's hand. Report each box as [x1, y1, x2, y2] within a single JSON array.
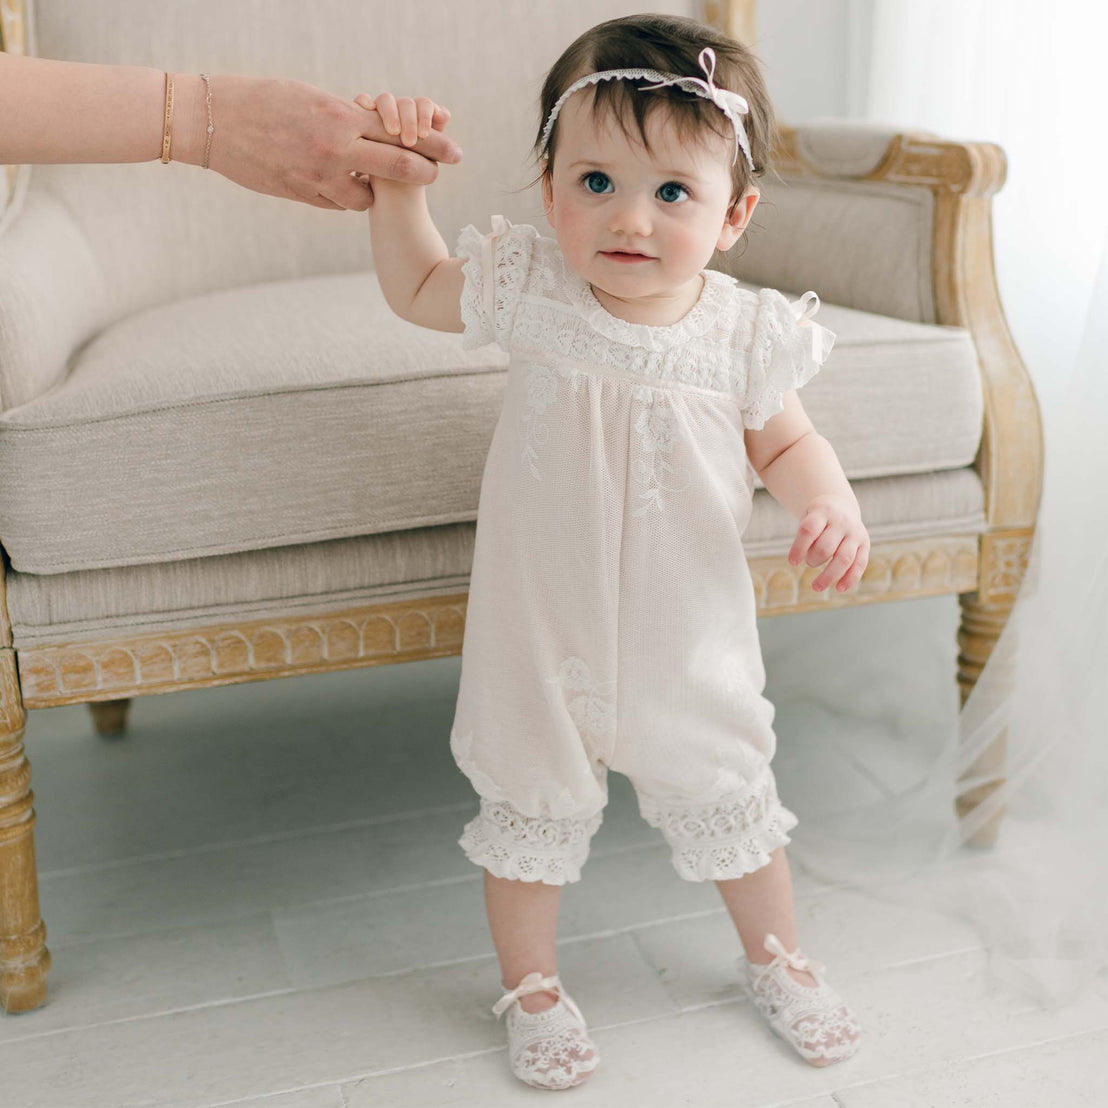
[[353, 92, 450, 149], [789, 494, 870, 594]]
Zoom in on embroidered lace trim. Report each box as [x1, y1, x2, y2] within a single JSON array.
[[561, 254, 738, 351], [455, 219, 836, 417], [513, 304, 742, 392], [458, 219, 761, 384], [456, 219, 539, 351], [458, 797, 603, 885], [745, 957, 863, 1065], [638, 772, 799, 880]]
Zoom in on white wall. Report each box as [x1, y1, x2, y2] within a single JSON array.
[[749, 0, 853, 124]]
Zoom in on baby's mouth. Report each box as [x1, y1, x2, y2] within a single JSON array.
[[600, 249, 656, 263]]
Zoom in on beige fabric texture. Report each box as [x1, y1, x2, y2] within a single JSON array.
[[4, 468, 985, 647], [0, 270, 982, 574]]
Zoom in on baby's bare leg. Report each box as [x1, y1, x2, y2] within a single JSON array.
[[484, 871, 563, 1012], [714, 846, 818, 986]]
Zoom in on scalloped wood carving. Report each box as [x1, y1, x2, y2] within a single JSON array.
[[17, 533, 986, 708], [751, 534, 979, 616], [18, 594, 470, 708]]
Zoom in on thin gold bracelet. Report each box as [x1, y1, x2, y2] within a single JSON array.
[[160, 71, 174, 163], [200, 73, 215, 169]]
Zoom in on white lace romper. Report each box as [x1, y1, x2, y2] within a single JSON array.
[[449, 215, 836, 886]]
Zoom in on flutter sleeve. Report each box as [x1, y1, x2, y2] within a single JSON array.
[[455, 214, 539, 352], [741, 288, 837, 430]]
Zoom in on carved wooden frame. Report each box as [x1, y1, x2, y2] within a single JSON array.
[[0, 0, 1043, 1013]]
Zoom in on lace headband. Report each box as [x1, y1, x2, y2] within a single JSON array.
[[537, 46, 755, 172]]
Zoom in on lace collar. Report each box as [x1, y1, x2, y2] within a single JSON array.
[[558, 247, 737, 351]]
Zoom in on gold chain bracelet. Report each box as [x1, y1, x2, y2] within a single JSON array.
[[200, 73, 215, 169], [160, 72, 175, 163]]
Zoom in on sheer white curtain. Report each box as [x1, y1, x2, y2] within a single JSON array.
[[782, 0, 1107, 1010]]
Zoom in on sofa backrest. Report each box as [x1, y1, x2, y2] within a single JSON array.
[[23, 0, 707, 329]]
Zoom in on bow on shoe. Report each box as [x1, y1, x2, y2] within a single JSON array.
[[763, 933, 827, 984], [492, 971, 586, 1025]]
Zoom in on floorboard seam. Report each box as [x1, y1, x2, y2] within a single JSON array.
[[37, 800, 480, 881]]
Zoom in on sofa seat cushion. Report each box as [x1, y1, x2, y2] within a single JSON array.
[[0, 272, 983, 574], [5, 468, 985, 648]]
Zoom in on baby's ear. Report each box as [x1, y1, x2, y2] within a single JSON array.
[[717, 187, 759, 251]]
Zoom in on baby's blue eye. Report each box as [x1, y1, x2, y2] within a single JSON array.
[[583, 171, 613, 194], [658, 181, 689, 204]]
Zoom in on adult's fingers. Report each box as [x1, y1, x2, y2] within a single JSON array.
[[356, 108, 461, 164], [316, 171, 373, 211], [352, 137, 442, 185]]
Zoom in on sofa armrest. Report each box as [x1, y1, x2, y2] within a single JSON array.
[[0, 188, 107, 413], [715, 118, 1042, 544]]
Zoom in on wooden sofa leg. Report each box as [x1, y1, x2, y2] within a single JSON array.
[[89, 698, 132, 738], [955, 592, 1017, 848], [0, 651, 50, 1013]]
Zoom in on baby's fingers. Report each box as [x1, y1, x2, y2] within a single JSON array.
[[788, 511, 827, 568], [415, 97, 436, 139], [372, 92, 401, 137], [397, 97, 419, 146], [834, 542, 870, 593], [355, 93, 452, 139], [812, 538, 859, 592]]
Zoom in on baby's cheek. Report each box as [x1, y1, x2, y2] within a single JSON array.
[[556, 212, 596, 270]]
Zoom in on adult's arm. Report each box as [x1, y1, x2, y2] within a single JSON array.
[[0, 54, 463, 211]]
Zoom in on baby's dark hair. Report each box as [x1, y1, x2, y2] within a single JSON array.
[[533, 13, 780, 217]]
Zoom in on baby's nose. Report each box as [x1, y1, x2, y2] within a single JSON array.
[[608, 195, 652, 238]]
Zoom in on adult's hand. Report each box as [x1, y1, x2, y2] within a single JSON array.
[[206, 75, 463, 211], [0, 56, 462, 212]]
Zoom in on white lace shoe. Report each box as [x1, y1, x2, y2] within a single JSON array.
[[742, 933, 863, 1066], [492, 971, 600, 1090]]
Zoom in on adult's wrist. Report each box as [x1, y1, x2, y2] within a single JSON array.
[[167, 72, 208, 167]]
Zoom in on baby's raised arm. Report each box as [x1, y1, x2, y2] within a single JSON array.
[[358, 92, 465, 333]]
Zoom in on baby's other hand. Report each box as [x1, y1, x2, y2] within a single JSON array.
[[354, 92, 450, 148], [789, 494, 870, 594]]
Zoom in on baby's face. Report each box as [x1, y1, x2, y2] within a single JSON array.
[[542, 91, 756, 311]]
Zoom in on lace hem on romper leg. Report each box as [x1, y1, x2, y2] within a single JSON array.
[[638, 768, 799, 881], [459, 798, 603, 885]]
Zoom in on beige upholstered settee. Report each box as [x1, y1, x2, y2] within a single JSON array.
[[0, 0, 1042, 1013]]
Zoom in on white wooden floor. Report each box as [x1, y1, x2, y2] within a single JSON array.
[[3, 595, 1106, 1108]]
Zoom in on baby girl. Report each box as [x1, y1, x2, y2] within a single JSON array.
[[357, 11, 869, 1091]]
